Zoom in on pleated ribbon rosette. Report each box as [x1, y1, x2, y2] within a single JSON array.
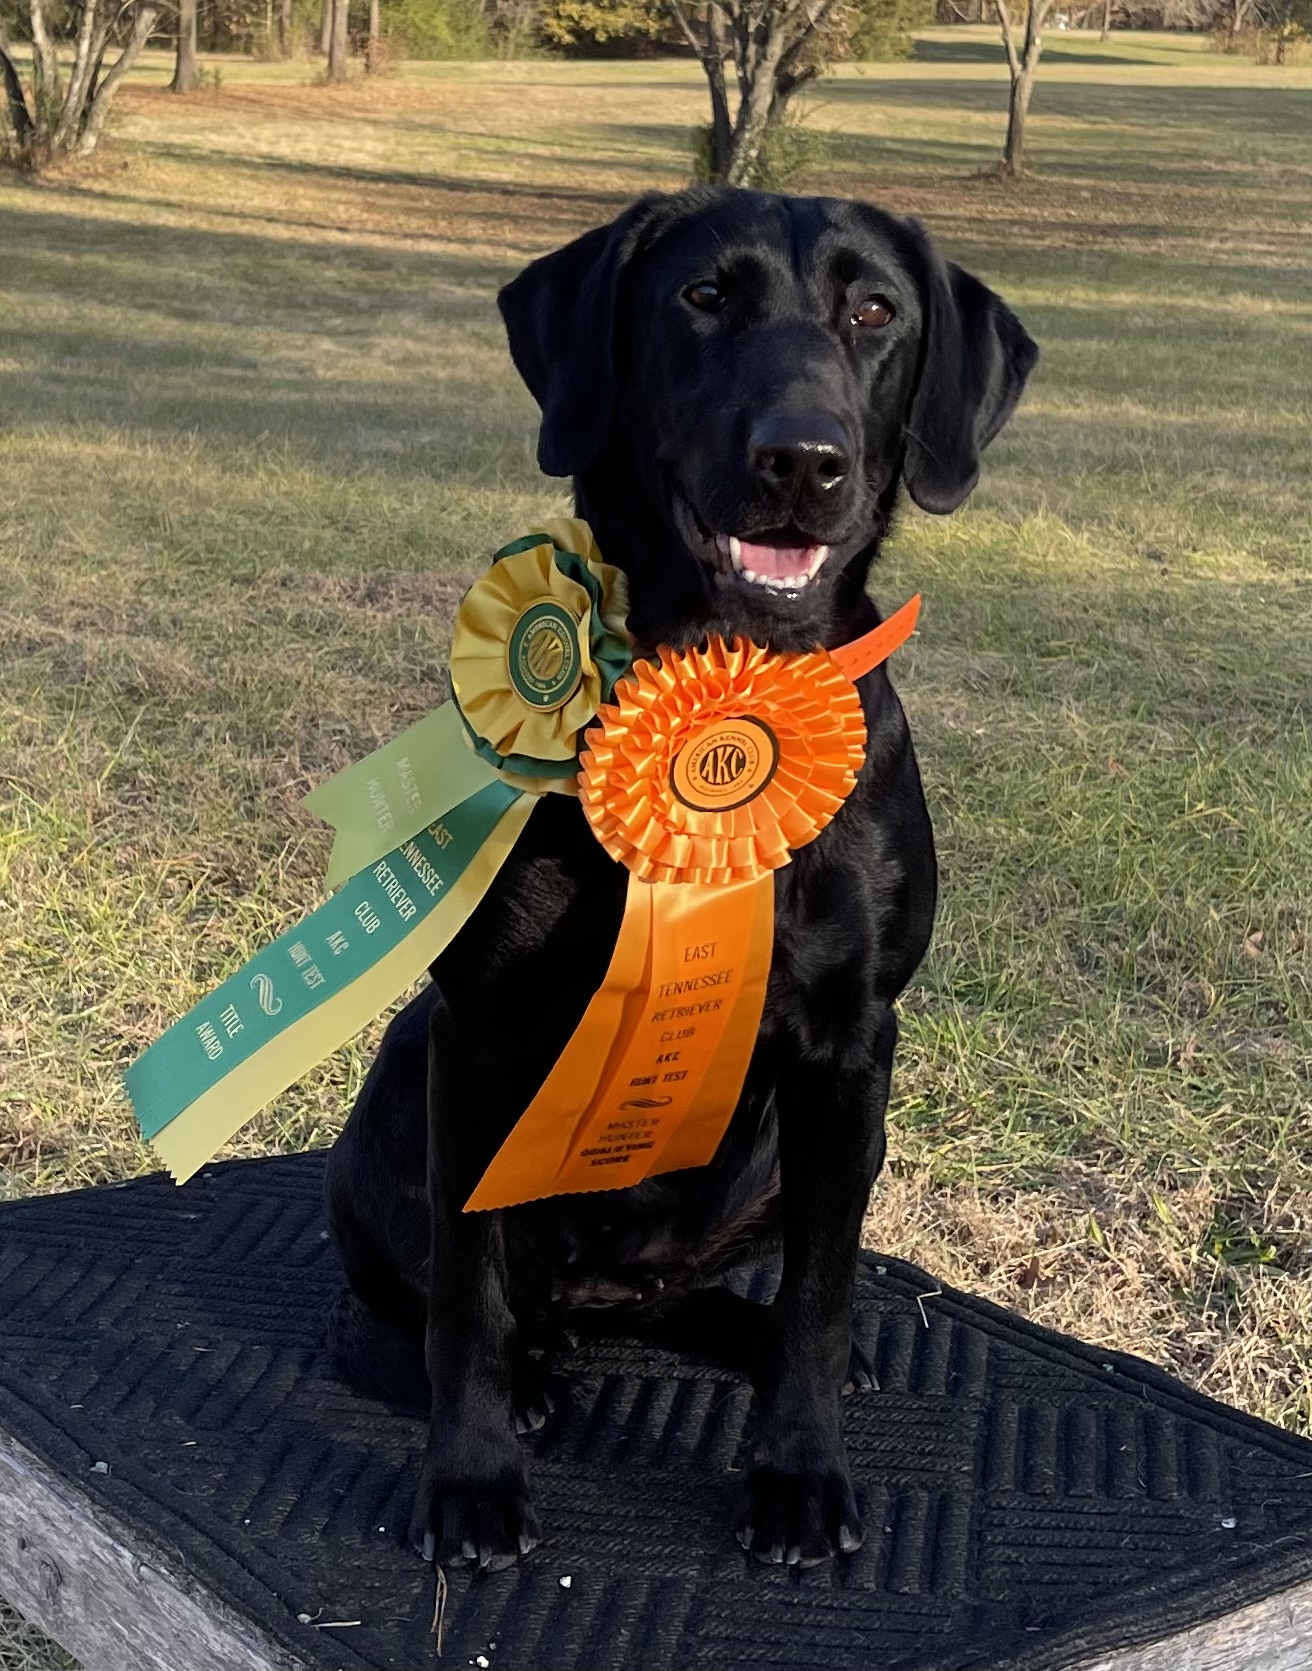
[[451, 524, 631, 794]]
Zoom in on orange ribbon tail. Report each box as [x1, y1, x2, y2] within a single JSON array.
[[464, 872, 773, 1211]]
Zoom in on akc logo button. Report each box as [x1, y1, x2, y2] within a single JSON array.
[[506, 600, 583, 711], [670, 716, 780, 813]]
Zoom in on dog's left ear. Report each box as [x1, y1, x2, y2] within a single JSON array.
[[497, 194, 667, 479], [899, 219, 1039, 516]]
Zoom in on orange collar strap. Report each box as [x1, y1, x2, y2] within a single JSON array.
[[829, 593, 921, 684]]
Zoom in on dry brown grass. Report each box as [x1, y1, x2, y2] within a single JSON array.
[[865, 1169, 1312, 1427]]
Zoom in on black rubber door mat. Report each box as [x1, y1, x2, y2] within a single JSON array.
[[2, 1155, 1311, 1671]]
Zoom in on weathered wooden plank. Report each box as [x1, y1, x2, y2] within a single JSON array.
[[1078, 1575, 1312, 1671], [0, 1430, 308, 1671]]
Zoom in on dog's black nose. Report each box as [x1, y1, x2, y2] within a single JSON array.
[[748, 414, 853, 497]]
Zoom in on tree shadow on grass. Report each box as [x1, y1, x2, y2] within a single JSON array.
[[819, 76, 1312, 145], [911, 36, 1147, 64], [15, 149, 646, 271], [822, 122, 1312, 206], [0, 205, 539, 480], [147, 143, 650, 209]]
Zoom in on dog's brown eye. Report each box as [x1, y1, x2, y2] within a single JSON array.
[[852, 296, 894, 328], [684, 281, 725, 312]]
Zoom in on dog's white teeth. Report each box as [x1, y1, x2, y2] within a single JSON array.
[[807, 545, 829, 579], [715, 541, 748, 581], [733, 568, 813, 591]]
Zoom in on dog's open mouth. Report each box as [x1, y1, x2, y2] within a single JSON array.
[[714, 533, 829, 591], [673, 493, 833, 594]]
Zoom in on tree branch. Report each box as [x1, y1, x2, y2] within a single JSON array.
[[775, 0, 838, 77], [993, 0, 1022, 77], [78, 0, 159, 152], [1024, 0, 1057, 61], [664, 0, 708, 61], [54, 0, 104, 149], [82, 38, 112, 129], [27, 0, 63, 101]]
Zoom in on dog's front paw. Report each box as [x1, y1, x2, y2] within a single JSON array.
[[737, 1462, 863, 1568], [410, 1453, 540, 1572]]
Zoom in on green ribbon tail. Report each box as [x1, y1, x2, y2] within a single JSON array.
[[124, 781, 534, 1184], [304, 703, 503, 889]]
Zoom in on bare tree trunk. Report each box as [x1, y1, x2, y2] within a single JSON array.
[[667, 0, 730, 175], [85, 40, 110, 109], [51, 0, 102, 151], [319, 0, 332, 54], [278, 0, 293, 54], [726, 38, 783, 185], [78, 2, 160, 152], [171, 0, 201, 91], [1273, 0, 1294, 59], [704, 1, 732, 175], [27, 0, 63, 105], [327, 0, 350, 79], [365, 0, 380, 70], [4, 0, 160, 161], [1002, 60, 1035, 172], [1099, 0, 1110, 40], [994, 0, 1050, 177]]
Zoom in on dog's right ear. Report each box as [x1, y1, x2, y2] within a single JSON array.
[[497, 195, 666, 479]]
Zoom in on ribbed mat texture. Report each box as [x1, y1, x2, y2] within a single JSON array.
[[2, 1154, 1310, 1671]]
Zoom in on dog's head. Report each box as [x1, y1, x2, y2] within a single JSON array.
[[498, 187, 1037, 650]]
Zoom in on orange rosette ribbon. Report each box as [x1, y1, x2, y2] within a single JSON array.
[[577, 638, 868, 886]]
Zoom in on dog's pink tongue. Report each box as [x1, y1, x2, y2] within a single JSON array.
[[739, 541, 815, 579]]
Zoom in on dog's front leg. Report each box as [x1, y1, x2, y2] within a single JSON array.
[[408, 1014, 539, 1572], [739, 1009, 897, 1567]]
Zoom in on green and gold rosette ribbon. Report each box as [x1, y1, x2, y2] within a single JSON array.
[[452, 522, 630, 795], [124, 519, 629, 1183]]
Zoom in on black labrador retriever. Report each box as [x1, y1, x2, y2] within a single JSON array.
[[325, 185, 1037, 1571]]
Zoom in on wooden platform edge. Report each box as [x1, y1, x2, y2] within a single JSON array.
[[0, 1428, 310, 1671], [1076, 1569, 1312, 1671], [5, 1419, 1310, 1671]]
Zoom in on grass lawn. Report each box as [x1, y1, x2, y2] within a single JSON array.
[[1, 27, 1310, 1666]]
